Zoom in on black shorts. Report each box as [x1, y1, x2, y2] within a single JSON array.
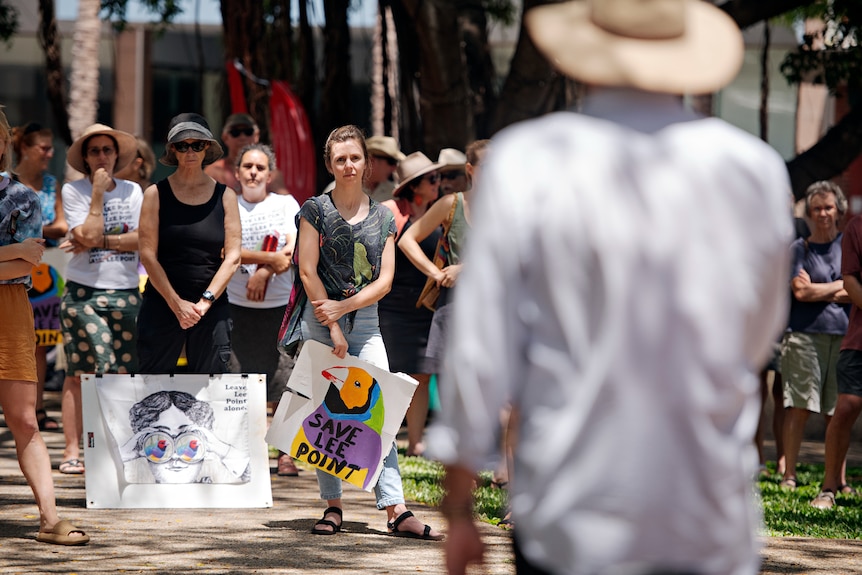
[[837, 349, 862, 397]]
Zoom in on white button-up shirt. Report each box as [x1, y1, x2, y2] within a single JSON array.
[[429, 88, 792, 575]]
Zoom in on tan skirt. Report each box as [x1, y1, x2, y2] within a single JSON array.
[[0, 283, 37, 382]]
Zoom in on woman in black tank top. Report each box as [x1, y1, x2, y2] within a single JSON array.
[[137, 113, 242, 374]]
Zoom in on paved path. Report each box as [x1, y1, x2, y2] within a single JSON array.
[[1, 394, 861, 574]]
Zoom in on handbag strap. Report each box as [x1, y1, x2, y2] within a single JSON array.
[[442, 192, 459, 236]]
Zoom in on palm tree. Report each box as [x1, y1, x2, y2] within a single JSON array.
[[65, 0, 101, 181]]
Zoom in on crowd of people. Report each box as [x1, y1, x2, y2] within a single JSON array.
[[7, 2, 862, 573], [0, 100, 483, 548]]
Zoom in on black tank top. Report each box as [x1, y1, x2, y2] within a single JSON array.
[[147, 178, 226, 302]]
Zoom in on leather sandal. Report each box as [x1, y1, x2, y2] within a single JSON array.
[[311, 506, 342, 535], [387, 510, 444, 541]]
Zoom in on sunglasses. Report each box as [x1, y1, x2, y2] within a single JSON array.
[[424, 174, 439, 184], [229, 126, 255, 138], [141, 431, 206, 464], [173, 141, 209, 153], [441, 172, 462, 181], [87, 146, 116, 157]]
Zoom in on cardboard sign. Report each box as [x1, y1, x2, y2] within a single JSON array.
[[82, 373, 272, 508], [29, 262, 64, 346], [266, 341, 417, 492]]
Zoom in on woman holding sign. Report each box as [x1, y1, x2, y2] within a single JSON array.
[[279, 125, 442, 539]]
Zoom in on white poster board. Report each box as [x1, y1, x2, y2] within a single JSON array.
[[266, 341, 417, 492], [82, 373, 272, 508]]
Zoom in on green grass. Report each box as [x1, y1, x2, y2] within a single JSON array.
[[757, 463, 862, 539], [398, 454, 862, 536], [397, 452, 510, 526]]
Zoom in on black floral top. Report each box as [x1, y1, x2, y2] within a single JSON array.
[[300, 192, 396, 299], [278, 193, 396, 354]]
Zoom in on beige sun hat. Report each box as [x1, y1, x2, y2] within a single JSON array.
[[437, 148, 466, 173], [66, 124, 137, 175], [367, 136, 406, 162], [525, 0, 744, 95], [393, 152, 441, 197]]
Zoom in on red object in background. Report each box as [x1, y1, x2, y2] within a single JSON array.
[[226, 61, 249, 114], [262, 232, 279, 252], [270, 80, 316, 205]]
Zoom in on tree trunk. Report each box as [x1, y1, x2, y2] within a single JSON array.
[[787, 104, 862, 200], [492, 0, 577, 134], [399, 0, 472, 155], [66, 0, 101, 181], [37, 0, 71, 145], [390, 0, 421, 153], [220, 0, 269, 141], [321, 0, 351, 133], [458, 1, 496, 139]]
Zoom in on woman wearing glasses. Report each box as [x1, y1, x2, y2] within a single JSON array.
[[378, 152, 442, 457], [58, 123, 142, 475], [137, 113, 241, 374]]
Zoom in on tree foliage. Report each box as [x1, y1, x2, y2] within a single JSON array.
[[101, 0, 183, 31], [0, 1, 17, 44], [779, 1, 862, 91]]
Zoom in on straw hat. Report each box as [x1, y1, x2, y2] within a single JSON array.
[[66, 124, 137, 175], [160, 113, 224, 167], [437, 148, 466, 172], [392, 152, 441, 197], [367, 136, 406, 162], [525, 0, 744, 95]]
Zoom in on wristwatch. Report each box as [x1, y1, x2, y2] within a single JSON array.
[[201, 290, 215, 303]]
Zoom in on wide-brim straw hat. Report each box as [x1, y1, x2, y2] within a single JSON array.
[[525, 0, 744, 95], [160, 112, 224, 167], [66, 124, 137, 175], [437, 148, 466, 173], [367, 136, 406, 162], [393, 152, 441, 197]]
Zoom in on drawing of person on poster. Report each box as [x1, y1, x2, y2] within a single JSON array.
[[118, 391, 250, 484]]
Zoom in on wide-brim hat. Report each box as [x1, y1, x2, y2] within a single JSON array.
[[66, 124, 137, 175], [160, 113, 224, 167], [393, 152, 441, 197], [437, 148, 466, 173], [367, 136, 406, 162], [525, 0, 744, 95]]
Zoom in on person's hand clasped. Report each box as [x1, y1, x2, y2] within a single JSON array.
[[16, 237, 46, 265], [269, 247, 293, 275], [438, 264, 462, 288], [312, 298, 347, 326], [59, 237, 89, 255], [173, 300, 203, 330]]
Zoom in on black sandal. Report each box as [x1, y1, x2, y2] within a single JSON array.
[[36, 409, 60, 432], [387, 510, 444, 541], [311, 506, 343, 535]]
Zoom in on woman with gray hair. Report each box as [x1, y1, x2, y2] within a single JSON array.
[[137, 113, 241, 373], [781, 180, 853, 494]]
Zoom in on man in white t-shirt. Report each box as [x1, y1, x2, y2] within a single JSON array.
[[428, 1, 793, 574]]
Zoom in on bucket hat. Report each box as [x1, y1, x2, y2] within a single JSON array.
[[367, 136, 406, 162], [66, 124, 137, 175], [437, 148, 466, 172], [160, 113, 224, 167], [392, 152, 441, 197], [524, 0, 744, 95]]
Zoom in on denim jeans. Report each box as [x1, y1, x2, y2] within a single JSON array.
[[300, 302, 405, 509]]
